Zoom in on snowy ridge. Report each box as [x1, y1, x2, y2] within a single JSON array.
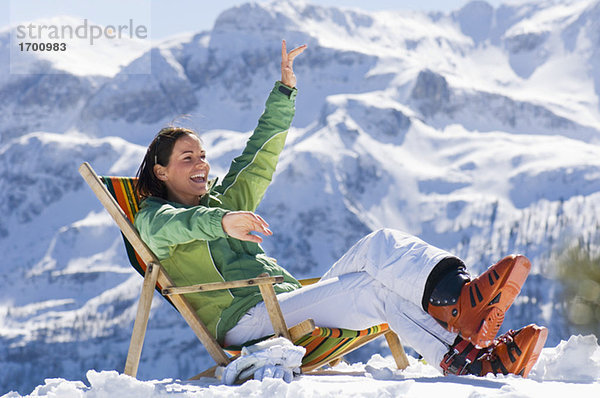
[[1, 0, 600, 394]]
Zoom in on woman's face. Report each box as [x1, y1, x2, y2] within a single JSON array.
[[154, 134, 210, 206]]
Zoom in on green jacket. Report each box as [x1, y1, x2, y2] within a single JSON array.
[[134, 82, 301, 344]]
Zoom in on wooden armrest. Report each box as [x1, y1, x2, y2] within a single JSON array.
[[162, 275, 284, 296]]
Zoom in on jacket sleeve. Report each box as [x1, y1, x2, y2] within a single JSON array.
[[213, 81, 297, 211], [134, 199, 229, 259]]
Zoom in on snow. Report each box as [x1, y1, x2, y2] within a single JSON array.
[[3, 335, 598, 397]]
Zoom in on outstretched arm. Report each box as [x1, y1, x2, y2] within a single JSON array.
[[215, 40, 307, 213]]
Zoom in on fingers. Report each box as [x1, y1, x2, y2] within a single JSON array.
[[282, 40, 307, 64], [244, 233, 263, 244], [280, 40, 306, 88], [281, 39, 287, 63], [287, 44, 307, 62], [222, 211, 272, 243], [254, 213, 272, 236], [245, 213, 271, 242]]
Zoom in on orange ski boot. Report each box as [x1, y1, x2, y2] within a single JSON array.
[[440, 324, 548, 378], [427, 255, 531, 347]]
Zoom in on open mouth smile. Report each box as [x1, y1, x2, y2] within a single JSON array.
[[190, 173, 206, 183]]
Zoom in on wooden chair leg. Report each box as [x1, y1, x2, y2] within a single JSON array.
[[384, 330, 410, 370], [257, 273, 291, 340], [124, 262, 161, 377]]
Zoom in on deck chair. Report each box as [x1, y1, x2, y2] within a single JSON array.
[[78, 162, 409, 380]]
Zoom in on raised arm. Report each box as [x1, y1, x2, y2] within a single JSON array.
[[214, 40, 306, 212]]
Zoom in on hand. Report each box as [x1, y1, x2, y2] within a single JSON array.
[[281, 39, 307, 88], [221, 211, 272, 243]]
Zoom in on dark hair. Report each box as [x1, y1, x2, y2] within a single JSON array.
[[135, 127, 199, 200]]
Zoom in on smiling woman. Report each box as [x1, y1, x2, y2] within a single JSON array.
[[132, 39, 546, 383], [152, 134, 210, 205], [135, 127, 201, 202], [132, 40, 306, 346]]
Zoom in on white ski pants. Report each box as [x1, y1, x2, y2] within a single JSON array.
[[224, 228, 459, 370]]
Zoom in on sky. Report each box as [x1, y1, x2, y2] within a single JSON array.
[[2, 0, 514, 41]]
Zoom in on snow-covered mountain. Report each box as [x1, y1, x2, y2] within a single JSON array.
[[2, 0, 600, 394]]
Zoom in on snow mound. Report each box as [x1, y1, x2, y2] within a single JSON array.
[[5, 335, 599, 397], [529, 334, 600, 382]]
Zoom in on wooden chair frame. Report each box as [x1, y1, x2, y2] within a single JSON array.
[[78, 162, 409, 379]]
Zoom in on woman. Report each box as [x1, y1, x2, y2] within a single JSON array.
[[134, 40, 547, 379]]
